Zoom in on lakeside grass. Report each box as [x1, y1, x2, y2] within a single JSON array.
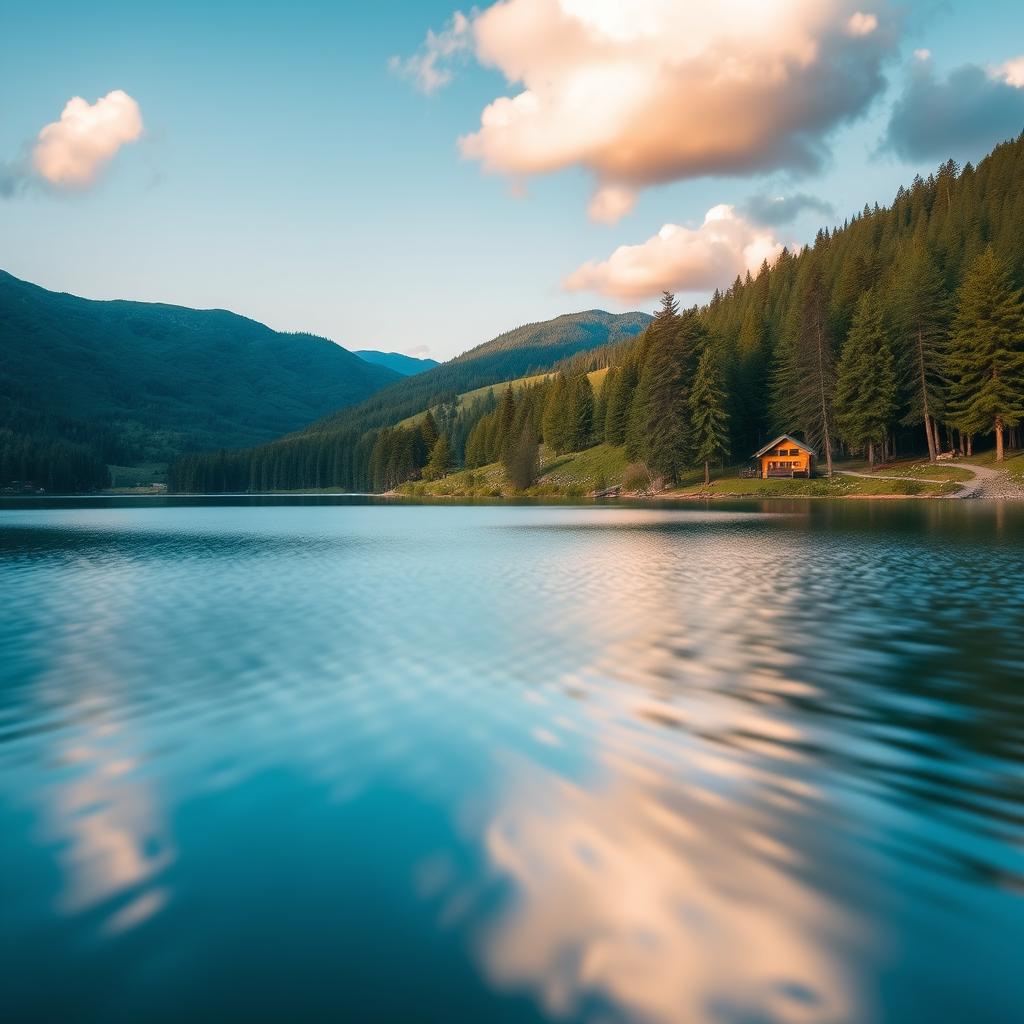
[[671, 474, 959, 498], [400, 446, 963, 499], [400, 444, 626, 498], [838, 457, 975, 482], [107, 463, 168, 489]]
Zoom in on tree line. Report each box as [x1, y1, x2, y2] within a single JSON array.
[[170, 136, 1024, 493], [0, 397, 111, 492]]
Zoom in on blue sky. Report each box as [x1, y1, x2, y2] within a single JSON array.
[[2, 0, 1023, 359]]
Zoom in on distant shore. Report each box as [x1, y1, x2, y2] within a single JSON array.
[[6, 455, 1022, 503]]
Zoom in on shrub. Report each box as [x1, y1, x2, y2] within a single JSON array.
[[622, 463, 653, 493]]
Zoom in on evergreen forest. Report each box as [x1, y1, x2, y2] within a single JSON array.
[[170, 135, 1024, 493]]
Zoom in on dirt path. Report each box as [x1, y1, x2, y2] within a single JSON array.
[[956, 462, 1024, 500], [838, 464, 1024, 499]]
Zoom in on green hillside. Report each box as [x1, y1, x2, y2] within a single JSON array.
[[0, 271, 399, 489]]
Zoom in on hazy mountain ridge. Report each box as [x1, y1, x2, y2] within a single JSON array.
[[355, 350, 440, 376]]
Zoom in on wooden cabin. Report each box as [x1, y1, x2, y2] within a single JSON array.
[[751, 435, 815, 479]]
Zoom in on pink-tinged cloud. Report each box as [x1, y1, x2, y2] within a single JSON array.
[[32, 90, 143, 190], [588, 185, 637, 225], [564, 205, 785, 302], [994, 56, 1024, 88], [437, 0, 897, 221]]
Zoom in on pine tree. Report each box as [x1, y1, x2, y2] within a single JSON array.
[[566, 374, 594, 450], [947, 246, 1024, 460], [773, 261, 837, 475], [592, 370, 609, 444], [419, 410, 439, 453], [892, 237, 948, 460], [495, 387, 517, 463], [505, 419, 540, 490], [835, 292, 898, 467], [542, 373, 572, 454], [424, 435, 452, 480], [689, 346, 730, 484], [633, 296, 698, 484], [603, 361, 636, 444]]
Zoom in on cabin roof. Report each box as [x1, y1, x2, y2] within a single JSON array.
[[752, 434, 816, 459]]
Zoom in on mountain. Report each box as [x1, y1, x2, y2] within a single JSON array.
[[355, 350, 440, 376], [170, 309, 650, 492], [0, 271, 401, 487]]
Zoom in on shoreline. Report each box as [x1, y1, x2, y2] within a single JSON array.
[[5, 462, 1023, 503]]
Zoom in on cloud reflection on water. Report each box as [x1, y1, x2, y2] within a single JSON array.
[[31, 560, 173, 937], [482, 756, 863, 1024]]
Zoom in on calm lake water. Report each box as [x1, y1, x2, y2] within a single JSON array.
[[1, 497, 1022, 1024]]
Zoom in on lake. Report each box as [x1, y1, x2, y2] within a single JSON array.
[[1, 497, 1022, 1023]]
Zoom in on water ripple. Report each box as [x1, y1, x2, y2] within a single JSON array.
[[1, 498, 1022, 1023]]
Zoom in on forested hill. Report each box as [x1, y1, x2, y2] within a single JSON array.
[[172, 133, 1024, 494], [0, 271, 400, 489], [698, 136, 1024, 467], [288, 309, 649, 437]]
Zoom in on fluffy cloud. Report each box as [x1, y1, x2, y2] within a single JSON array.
[[742, 191, 835, 226], [563, 205, 784, 302], [994, 56, 1024, 88], [883, 57, 1024, 161], [389, 11, 472, 94], [403, 1, 899, 221], [31, 90, 143, 190], [845, 11, 878, 36]]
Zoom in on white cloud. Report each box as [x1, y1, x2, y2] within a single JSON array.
[[32, 90, 143, 190], [913, 48, 931, 62], [389, 11, 472, 94], [845, 11, 878, 36], [994, 56, 1024, 88], [564, 205, 785, 302], [411, 0, 901, 222]]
